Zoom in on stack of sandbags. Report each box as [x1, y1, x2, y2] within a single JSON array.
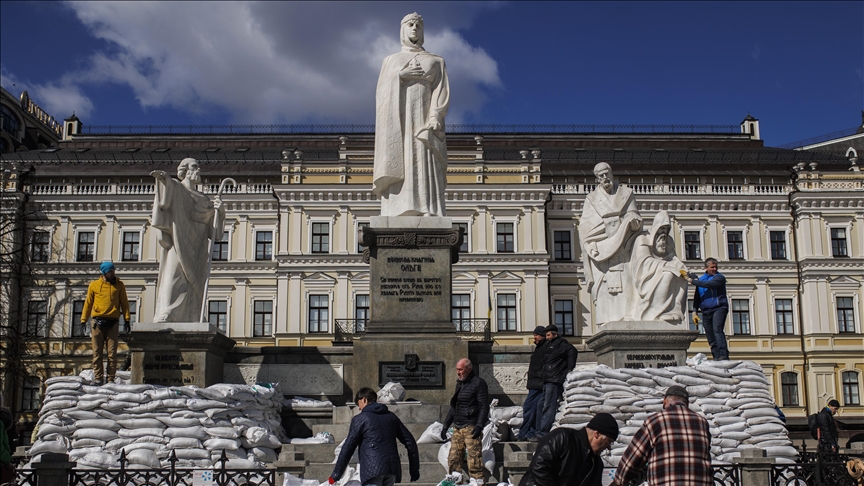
[[556, 360, 796, 466], [26, 377, 287, 470], [488, 399, 522, 442]]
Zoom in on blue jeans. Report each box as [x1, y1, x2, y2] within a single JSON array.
[[364, 474, 396, 486], [537, 382, 564, 438], [518, 388, 543, 440], [702, 307, 729, 360]]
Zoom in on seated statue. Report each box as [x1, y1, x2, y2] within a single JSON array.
[[629, 210, 688, 323]]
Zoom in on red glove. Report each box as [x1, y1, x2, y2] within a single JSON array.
[[328, 478, 336, 485]]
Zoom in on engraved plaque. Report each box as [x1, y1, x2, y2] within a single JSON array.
[[378, 361, 444, 388]]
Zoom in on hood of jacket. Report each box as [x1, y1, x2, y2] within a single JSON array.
[[363, 402, 389, 415]]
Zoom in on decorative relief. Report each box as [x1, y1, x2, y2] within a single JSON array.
[[479, 363, 529, 395], [223, 364, 343, 395]]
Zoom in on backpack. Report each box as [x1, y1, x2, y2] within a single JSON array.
[[807, 412, 819, 440]]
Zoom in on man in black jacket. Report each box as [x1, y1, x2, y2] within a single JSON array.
[[519, 413, 619, 486], [817, 399, 841, 453], [518, 326, 547, 441], [330, 387, 419, 486], [536, 324, 578, 439], [441, 358, 489, 484]]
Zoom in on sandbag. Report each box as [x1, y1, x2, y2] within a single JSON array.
[[126, 449, 161, 468], [250, 446, 279, 462], [75, 419, 121, 431], [167, 437, 203, 449], [204, 438, 242, 450], [206, 427, 241, 439], [118, 428, 165, 438], [418, 422, 446, 444], [163, 426, 208, 440], [73, 428, 119, 441], [172, 448, 212, 460], [118, 418, 166, 429], [28, 440, 69, 456], [78, 452, 118, 469]]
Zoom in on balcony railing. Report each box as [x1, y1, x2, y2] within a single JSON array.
[[27, 182, 272, 196], [333, 318, 491, 342], [551, 182, 793, 195], [334, 319, 367, 343]]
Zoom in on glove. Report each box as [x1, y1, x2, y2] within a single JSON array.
[[410, 471, 420, 482], [440, 427, 449, 441], [328, 478, 336, 485], [471, 425, 482, 440], [693, 314, 701, 325]]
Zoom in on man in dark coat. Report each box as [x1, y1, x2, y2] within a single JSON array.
[[518, 326, 547, 441], [519, 413, 619, 486], [441, 358, 489, 484], [536, 324, 578, 439], [817, 399, 841, 453], [330, 387, 419, 486]]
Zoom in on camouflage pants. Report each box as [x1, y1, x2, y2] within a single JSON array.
[[447, 425, 484, 480]]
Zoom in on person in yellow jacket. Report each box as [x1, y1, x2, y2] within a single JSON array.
[[81, 261, 130, 385]]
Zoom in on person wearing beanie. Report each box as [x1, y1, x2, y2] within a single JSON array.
[[613, 386, 711, 486], [535, 323, 578, 440], [519, 412, 618, 486], [517, 325, 548, 441], [81, 261, 130, 385], [817, 399, 841, 453]]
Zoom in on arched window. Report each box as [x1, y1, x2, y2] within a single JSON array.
[[780, 372, 799, 406], [1, 104, 21, 134], [842, 371, 860, 406]]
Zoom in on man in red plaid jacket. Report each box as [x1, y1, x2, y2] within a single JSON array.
[[612, 385, 712, 486]]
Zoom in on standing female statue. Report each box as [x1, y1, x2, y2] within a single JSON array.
[[150, 158, 225, 322], [373, 12, 450, 217]]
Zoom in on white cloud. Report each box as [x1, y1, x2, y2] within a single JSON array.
[[58, 1, 501, 124], [1, 68, 94, 119]]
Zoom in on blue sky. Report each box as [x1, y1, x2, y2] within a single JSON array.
[[2, 1, 861, 146]]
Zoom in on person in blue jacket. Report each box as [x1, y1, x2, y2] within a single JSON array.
[[687, 258, 730, 360], [329, 387, 420, 486]]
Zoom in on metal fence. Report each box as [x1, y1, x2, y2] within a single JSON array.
[[771, 450, 864, 486], [614, 465, 742, 486]]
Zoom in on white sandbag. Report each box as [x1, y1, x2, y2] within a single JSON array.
[[763, 446, 799, 458], [595, 367, 631, 382], [78, 452, 118, 469], [105, 438, 137, 451], [718, 422, 747, 433], [73, 428, 119, 441], [284, 472, 323, 486], [377, 382, 406, 403], [652, 376, 677, 388], [133, 436, 169, 444], [674, 375, 713, 386], [157, 416, 201, 428], [64, 410, 100, 421], [28, 440, 69, 456], [167, 437, 203, 449], [746, 416, 784, 426], [118, 428, 165, 438], [36, 424, 74, 438], [626, 378, 657, 388], [163, 426, 208, 440], [101, 401, 141, 411], [45, 382, 82, 394], [438, 441, 451, 472], [72, 438, 106, 448], [719, 431, 751, 441], [39, 400, 78, 413], [216, 458, 260, 469], [46, 375, 86, 385], [118, 418, 166, 429], [206, 427, 241, 439], [70, 447, 103, 460], [77, 398, 109, 410], [75, 419, 122, 431], [126, 449, 161, 468], [114, 392, 150, 403], [589, 405, 619, 414], [102, 383, 154, 394], [746, 423, 787, 435], [122, 442, 165, 453], [205, 438, 241, 450], [418, 422, 446, 444], [741, 408, 777, 419], [187, 399, 231, 411], [173, 448, 211, 460], [251, 446, 279, 463], [160, 399, 190, 409]]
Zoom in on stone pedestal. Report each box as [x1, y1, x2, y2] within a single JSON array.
[[125, 321, 236, 387], [733, 449, 776, 486], [585, 321, 698, 369], [31, 453, 76, 486], [353, 216, 465, 402]]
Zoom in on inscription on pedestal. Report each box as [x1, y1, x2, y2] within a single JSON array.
[[379, 362, 444, 388], [141, 352, 198, 385], [379, 258, 443, 304], [622, 353, 678, 369]]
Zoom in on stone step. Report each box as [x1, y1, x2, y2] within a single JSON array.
[[303, 461, 452, 484], [285, 442, 445, 464], [312, 422, 437, 443], [332, 404, 450, 425]]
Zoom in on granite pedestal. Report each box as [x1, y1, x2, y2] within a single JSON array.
[[125, 321, 236, 387], [353, 216, 466, 403], [586, 320, 698, 369]]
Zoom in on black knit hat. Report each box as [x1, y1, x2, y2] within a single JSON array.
[[664, 385, 689, 400], [544, 324, 559, 334], [532, 326, 546, 335], [828, 399, 841, 408], [587, 413, 619, 440]]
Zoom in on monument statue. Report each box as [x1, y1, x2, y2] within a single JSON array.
[[630, 210, 688, 322], [373, 12, 450, 217], [578, 162, 643, 324], [150, 158, 225, 322]]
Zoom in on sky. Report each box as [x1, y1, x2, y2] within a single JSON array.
[[1, 1, 861, 147]]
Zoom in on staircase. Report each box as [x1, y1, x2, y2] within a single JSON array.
[[275, 403, 537, 485]]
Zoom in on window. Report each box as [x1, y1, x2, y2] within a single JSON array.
[[20, 376, 41, 411], [731, 299, 750, 335], [357, 222, 369, 253], [684, 232, 701, 260], [255, 231, 272, 260], [312, 223, 330, 254], [831, 228, 848, 257], [121, 232, 140, 261], [554, 300, 574, 336], [497, 223, 514, 253], [770, 231, 787, 260], [780, 372, 799, 407], [497, 294, 517, 331], [453, 223, 468, 253], [452, 294, 471, 331], [553, 231, 572, 261], [355, 295, 369, 332], [25, 301, 48, 337], [31, 231, 50, 262], [123, 301, 137, 333], [212, 231, 229, 261], [308, 295, 329, 333], [76, 231, 95, 262], [837, 297, 856, 333], [208, 300, 228, 333], [842, 371, 861, 406], [71, 300, 89, 337], [253, 301, 272, 337], [688, 299, 704, 334], [1, 104, 21, 134], [775, 299, 794, 334], [727, 231, 744, 260]]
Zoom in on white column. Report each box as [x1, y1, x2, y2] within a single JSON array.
[[750, 217, 764, 261], [535, 207, 548, 254], [479, 271, 492, 326], [856, 213, 864, 258], [105, 216, 116, 262], [278, 208, 290, 256], [287, 272, 303, 333], [235, 216, 249, 262], [275, 274, 289, 334], [53, 280, 69, 338], [522, 206, 534, 253], [232, 278, 249, 337], [524, 272, 537, 332], [336, 207, 349, 254], [290, 207, 303, 255], [142, 278, 157, 323], [336, 271, 349, 319], [754, 277, 771, 335], [476, 207, 489, 254], [58, 217, 70, 262], [535, 270, 550, 329]]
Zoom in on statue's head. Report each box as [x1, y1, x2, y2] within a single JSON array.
[[593, 162, 614, 192], [650, 210, 672, 255], [177, 158, 201, 184], [401, 12, 424, 49]]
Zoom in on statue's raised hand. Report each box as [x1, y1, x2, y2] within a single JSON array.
[[150, 170, 167, 179]]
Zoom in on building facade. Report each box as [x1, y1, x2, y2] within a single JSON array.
[[1, 114, 862, 438]]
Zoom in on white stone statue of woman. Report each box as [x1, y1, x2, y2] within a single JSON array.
[[150, 158, 225, 322], [373, 12, 450, 217], [629, 210, 689, 323]]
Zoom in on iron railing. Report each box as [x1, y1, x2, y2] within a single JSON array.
[[334, 319, 367, 343], [80, 124, 741, 136], [771, 450, 864, 486], [454, 318, 492, 341], [615, 465, 742, 486], [778, 126, 860, 149]]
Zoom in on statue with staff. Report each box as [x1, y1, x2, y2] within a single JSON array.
[[150, 158, 232, 323]]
